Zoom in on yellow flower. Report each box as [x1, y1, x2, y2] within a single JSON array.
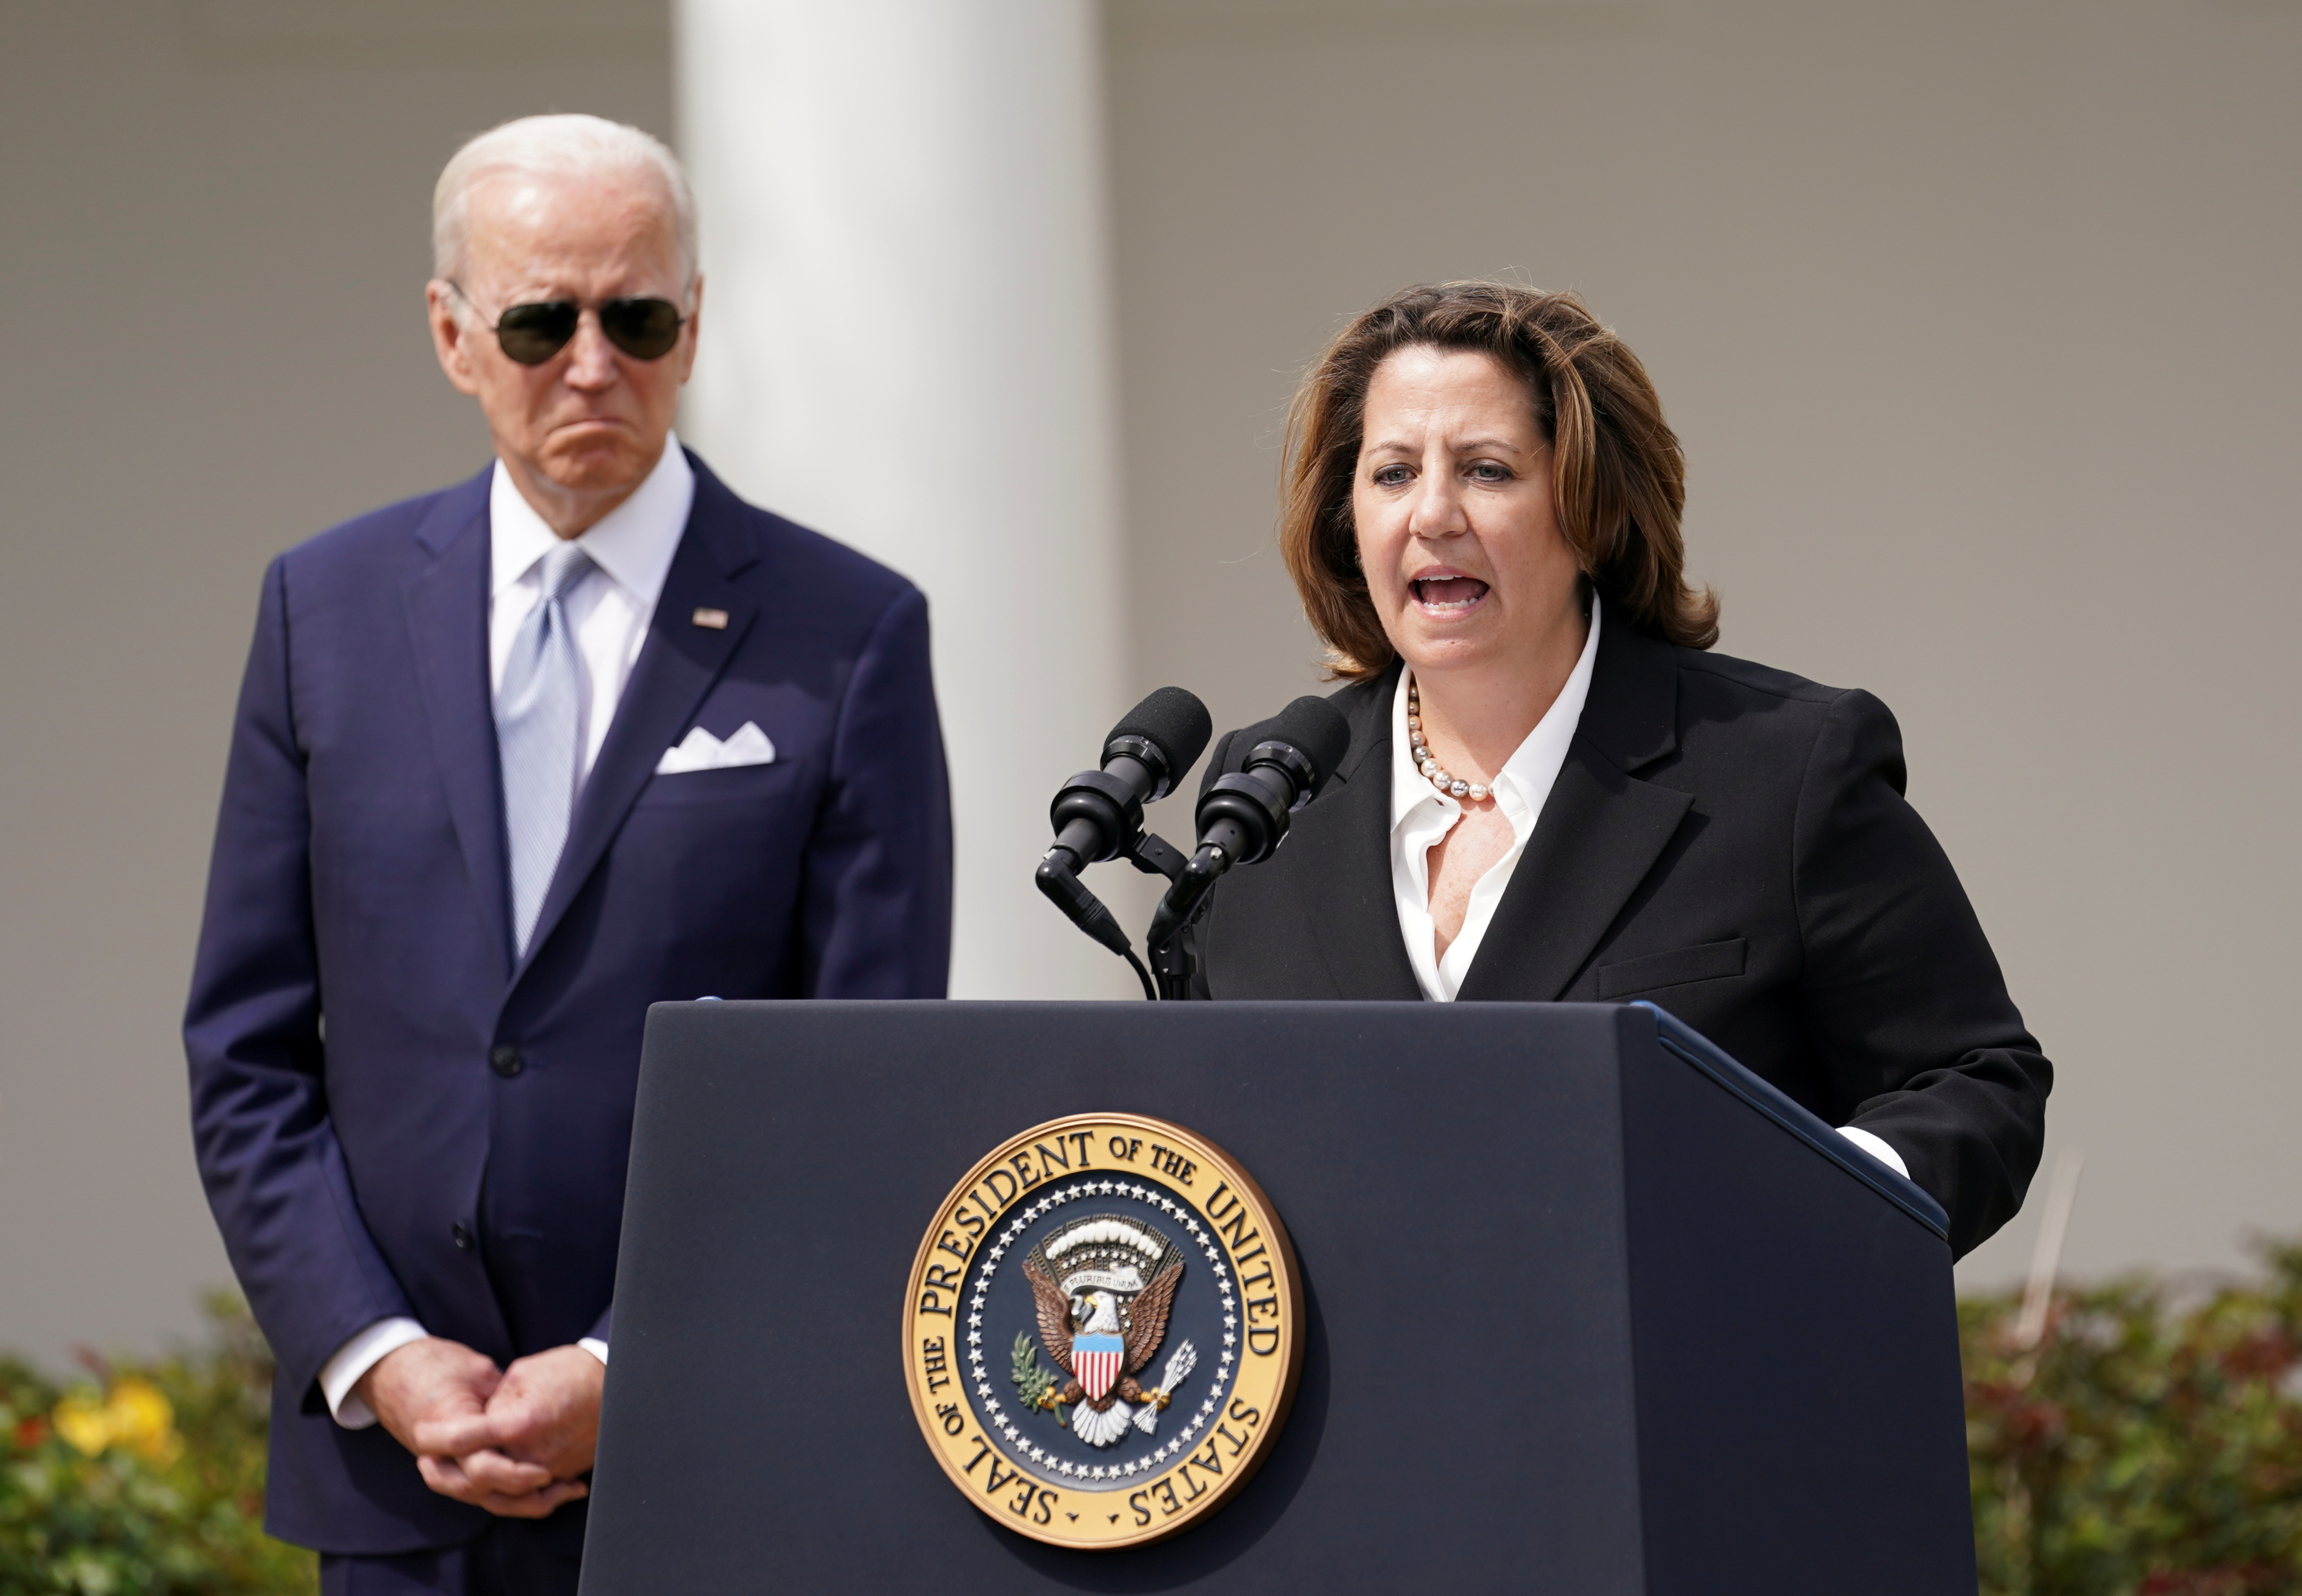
[[51, 1390, 111, 1456], [49, 1377, 184, 1466], [107, 1378, 182, 1465]]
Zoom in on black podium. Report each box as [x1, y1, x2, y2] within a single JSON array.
[[580, 1000, 1975, 1594]]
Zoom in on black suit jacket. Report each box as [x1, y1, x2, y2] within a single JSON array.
[[1196, 620, 2047, 1257]]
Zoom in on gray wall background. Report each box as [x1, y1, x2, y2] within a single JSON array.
[[2, 0, 2294, 1364]]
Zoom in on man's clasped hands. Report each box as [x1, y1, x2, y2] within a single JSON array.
[[357, 1338, 604, 1517]]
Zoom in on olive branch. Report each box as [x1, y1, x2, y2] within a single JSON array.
[[1010, 1332, 1068, 1428]]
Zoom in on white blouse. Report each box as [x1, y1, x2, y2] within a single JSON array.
[[1387, 601, 1601, 1002]]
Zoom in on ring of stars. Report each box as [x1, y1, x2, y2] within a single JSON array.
[[963, 1178, 1243, 1485]]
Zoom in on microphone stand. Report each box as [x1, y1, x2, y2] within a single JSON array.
[[1126, 833, 1205, 1001], [1137, 837, 1210, 1002], [1145, 920, 1199, 1002]]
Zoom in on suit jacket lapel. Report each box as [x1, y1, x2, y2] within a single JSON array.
[[1456, 622, 1691, 1003], [399, 469, 513, 977], [513, 460, 760, 980], [1292, 666, 1421, 1001]]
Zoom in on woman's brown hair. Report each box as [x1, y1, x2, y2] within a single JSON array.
[[1280, 281, 1718, 678]]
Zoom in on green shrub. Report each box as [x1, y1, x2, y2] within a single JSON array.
[[1963, 1239, 2302, 1595], [0, 1292, 313, 1594]]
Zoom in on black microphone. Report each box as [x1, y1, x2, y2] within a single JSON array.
[[1145, 694, 1351, 954], [1036, 687, 1213, 962]]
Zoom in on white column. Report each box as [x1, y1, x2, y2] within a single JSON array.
[[676, 0, 1133, 999]]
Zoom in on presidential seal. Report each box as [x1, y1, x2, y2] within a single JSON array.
[[902, 1114, 1302, 1550]]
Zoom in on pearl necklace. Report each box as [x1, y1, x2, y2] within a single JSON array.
[[1405, 675, 1492, 804]]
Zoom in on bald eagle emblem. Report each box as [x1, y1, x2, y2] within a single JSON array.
[[1014, 1215, 1198, 1449]]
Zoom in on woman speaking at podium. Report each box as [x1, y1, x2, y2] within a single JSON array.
[[1196, 282, 2046, 1257]]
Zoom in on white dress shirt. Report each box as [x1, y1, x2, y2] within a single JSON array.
[[1385, 597, 1910, 1181], [487, 436, 695, 776], [317, 438, 695, 1429]]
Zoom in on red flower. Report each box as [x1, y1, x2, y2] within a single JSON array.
[[2219, 1330, 2295, 1382]]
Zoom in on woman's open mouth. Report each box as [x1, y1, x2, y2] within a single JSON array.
[[1410, 576, 1490, 615]]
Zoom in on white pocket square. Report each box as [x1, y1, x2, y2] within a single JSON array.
[[655, 721, 776, 775]]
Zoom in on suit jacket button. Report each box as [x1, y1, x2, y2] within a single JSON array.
[[451, 1222, 473, 1251], [490, 1045, 524, 1078]]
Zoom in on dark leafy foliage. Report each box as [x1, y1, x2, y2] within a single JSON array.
[[1964, 1239, 2302, 1596]]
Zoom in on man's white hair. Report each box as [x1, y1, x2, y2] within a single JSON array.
[[432, 113, 698, 289]]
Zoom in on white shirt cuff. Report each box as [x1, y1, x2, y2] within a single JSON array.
[[319, 1317, 430, 1429], [1837, 1125, 1910, 1180], [577, 1337, 610, 1366]]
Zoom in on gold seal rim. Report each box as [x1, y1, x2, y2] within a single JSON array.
[[900, 1111, 1304, 1551]]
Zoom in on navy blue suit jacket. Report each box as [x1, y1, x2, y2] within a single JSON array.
[[184, 453, 952, 1553]]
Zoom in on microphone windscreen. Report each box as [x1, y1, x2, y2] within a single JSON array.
[[1108, 686, 1213, 777], [1265, 695, 1353, 796]]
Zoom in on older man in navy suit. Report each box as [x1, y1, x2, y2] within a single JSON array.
[[184, 115, 952, 1594]]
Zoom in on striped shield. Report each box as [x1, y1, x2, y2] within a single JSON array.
[[1073, 1333, 1125, 1402]]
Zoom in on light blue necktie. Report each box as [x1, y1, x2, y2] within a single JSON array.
[[496, 541, 595, 957]]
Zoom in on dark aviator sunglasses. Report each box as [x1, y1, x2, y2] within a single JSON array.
[[452, 282, 687, 365]]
